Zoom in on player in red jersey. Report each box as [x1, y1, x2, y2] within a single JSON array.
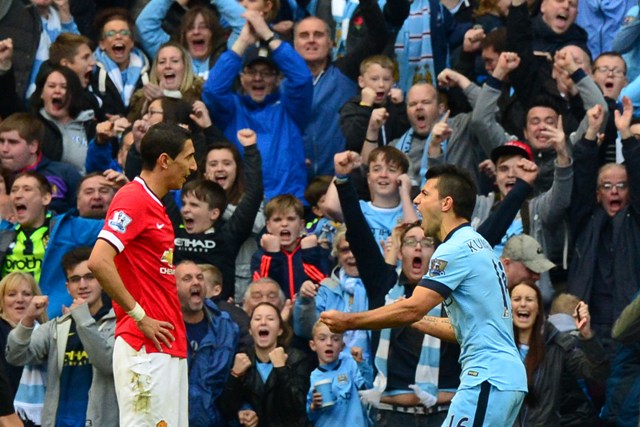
[[88, 123, 197, 427]]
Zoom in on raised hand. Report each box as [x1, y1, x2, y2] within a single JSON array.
[[190, 100, 212, 129], [300, 233, 318, 249], [573, 301, 593, 339], [268, 346, 288, 367], [260, 233, 281, 253], [492, 52, 521, 81], [22, 295, 48, 327], [231, 353, 252, 377], [237, 128, 258, 147], [615, 96, 634, 139], [360, 87, 376, 107], [334, 151, 362, 175], [368, 107, 389, 133], [431, 110, 452, 145], [514, 158, 539, 185], [299, 280, 319, 299], [389, 88, 404, 104], [540, 115, 569, 164], [585, 104, 605, 143], [462, 27, 485, 53]]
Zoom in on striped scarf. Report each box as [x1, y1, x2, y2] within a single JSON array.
[[394, 0, 439, 93], [13, 323, 46, 425], [26, 6, 63, 98], [94, 47, 148, 107], [359, 283, 440, 408]]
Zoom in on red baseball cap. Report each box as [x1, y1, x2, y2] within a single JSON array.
[[491, 141, 534, 164]]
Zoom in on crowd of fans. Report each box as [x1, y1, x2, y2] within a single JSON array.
[[0, 0, 640, 425]]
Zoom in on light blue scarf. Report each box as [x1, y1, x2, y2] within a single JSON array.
[[360, 283, 441, 408], [394, 0, 439, 93], [339, 269, 370, 362], [94, 47, 149, 107]]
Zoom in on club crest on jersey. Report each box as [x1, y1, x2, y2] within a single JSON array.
[[159, 248, 175, 275], [108, 211, 132, 233], [428, 258, 448, 277], [160, 248, 174, 266]]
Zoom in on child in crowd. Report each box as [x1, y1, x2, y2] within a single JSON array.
[[171, 128, 263, 300], [307, 320, 371, 426], [324, 146, 418, 252], [251, 194, 330, 300], [340, 55, 409, 153], [305, 176, 340, 250], [198, 263, 223, 299]]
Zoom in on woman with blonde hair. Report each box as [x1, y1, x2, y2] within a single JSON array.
[[127, 41, 204, 122], [0, 273, 47, 402]]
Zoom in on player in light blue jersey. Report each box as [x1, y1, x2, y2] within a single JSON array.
[[321, 163, 527, 426]]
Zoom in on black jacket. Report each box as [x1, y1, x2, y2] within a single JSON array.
[[517, 323, 609, 427], [567, 136, 640, 323], [220, 347, 312, 427]]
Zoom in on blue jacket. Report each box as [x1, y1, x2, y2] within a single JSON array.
[[188, 299, 239, 427], [251, 242, 330, 301], [39, 210, 104, 318], [303, 65, 357, 178], [202, 42, 313, 202], [307, 354, 370, 427]]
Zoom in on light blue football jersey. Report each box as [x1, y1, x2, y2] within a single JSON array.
[[359, 200, 404, 252], [420, 224, 527, 392]]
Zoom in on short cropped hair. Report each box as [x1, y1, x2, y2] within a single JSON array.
[[182, 179, 227, 212], [368, 146, 410, 174], [95, 8, 135, 40], [359, 54, 394, 75], [264, 194, 304, 220], [425, 164, 477, 220], [304, 176, 332, 208], [140, 123, 191, 171], [549, 293, 581, 316], [49, 33, 93, 65], [61, 247, 93, 276], [0, 113, 44, 148], [13, 171, 52, 195]]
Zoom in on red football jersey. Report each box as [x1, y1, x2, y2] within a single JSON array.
[[98, 177, 187, 357]]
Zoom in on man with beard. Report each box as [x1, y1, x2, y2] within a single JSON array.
[[176, 260, 239, 427], [322, 162, 528, 426]]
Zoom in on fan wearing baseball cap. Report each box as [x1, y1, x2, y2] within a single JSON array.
[[501, 234, 555, 290], [471, 132, 572, 304]]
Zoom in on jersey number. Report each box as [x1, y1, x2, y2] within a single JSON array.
[[492, 259, 510, 318]]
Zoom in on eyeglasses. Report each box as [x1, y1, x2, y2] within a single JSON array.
[[594, 66, 625, 77], [103, 29, 132, 39], [402, 237, 435, 248], [68, 273, 96, 284], [243, 68, 277, 78], [599, 182, 628, 192]]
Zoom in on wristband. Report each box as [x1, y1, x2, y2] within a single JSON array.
[[335, 173, 350, 184], [365, 137, 378, 143], [264, 33, 277, 45], [127, 302, 146, 322]]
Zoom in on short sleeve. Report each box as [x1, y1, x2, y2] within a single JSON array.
[[98, 190, 147, 253], [419, 243, 470, 297]]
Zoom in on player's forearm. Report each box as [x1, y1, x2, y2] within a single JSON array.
[[346, 298, 425, 330], [411, 316, 457, 342]]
